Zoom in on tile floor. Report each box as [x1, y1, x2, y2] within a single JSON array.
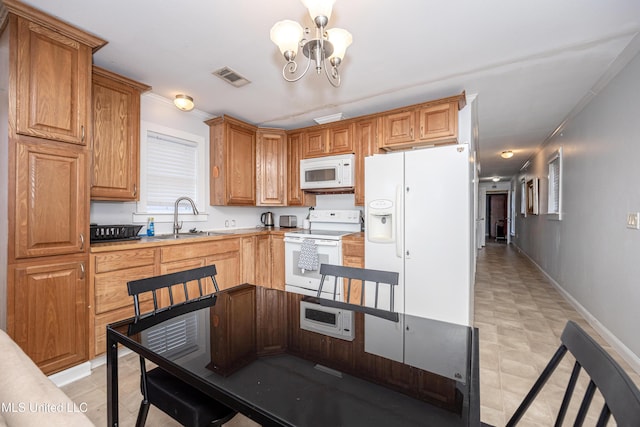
[[474, 242, 640, 426], [61, 242, 640, 426]]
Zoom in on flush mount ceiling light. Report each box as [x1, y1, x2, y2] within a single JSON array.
[[492, 177, 501, 182], [270, 0, 352, 87], [501, 150, 514, 159], [174, 94, 194, 112]]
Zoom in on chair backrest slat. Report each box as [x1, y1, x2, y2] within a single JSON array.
[[316, 263, 400, 321], [507, 320, 640, 427], [128, 265, 219, 320], [595, 404, 611, 427], [554, 361, 581, 426]]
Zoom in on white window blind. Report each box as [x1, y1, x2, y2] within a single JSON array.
[[547, 147, 562, 219], [146, 131, 198, 213], [145, 313, 199, 358]]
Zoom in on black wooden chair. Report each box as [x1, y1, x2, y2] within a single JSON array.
[[312, 263, 400, 322], [502, 320, 640, 426], [127, 265, 237, 427]]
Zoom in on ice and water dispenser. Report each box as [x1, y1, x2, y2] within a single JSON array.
[[367, 199, 395, 243]]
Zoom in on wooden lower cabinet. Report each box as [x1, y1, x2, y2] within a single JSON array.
[[255, 235, 271, 287], [90, 247, 158, 357], [206, 251, 241, 291], [271, 234, 285, 290], [240, 236, 256, 284], [254, 233, 285, 290], [342, 233, 364, 303], [9, 257, 88, 374]]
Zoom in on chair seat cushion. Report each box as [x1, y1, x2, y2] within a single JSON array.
[[146, 368, 236, 427]]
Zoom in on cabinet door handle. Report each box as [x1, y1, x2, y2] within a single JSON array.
[[410, 128, 413, 139], [420, 126, 424, 138], [133, 183, 137, 197], [80, 263, 85, 280], [81, 125, 85, 142], [79, 233, 85, 250]]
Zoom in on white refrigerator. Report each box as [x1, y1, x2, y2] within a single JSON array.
[[364, 144, 474, 365]]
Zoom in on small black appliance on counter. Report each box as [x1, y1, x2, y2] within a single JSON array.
[[90, 224, 143, 243]]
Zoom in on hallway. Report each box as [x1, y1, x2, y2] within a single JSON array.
[[474, 242, 640, 425]]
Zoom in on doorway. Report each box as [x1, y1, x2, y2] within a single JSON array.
[[486, 193, 508, 242]]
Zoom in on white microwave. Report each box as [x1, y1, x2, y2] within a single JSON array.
[[300, 300, 355, 341], [300, 154, 355, 191]]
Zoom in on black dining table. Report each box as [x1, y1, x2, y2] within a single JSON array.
[[106, 284, 480, 427]]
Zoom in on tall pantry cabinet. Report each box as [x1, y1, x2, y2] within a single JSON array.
[[1, 0, 107, 374]]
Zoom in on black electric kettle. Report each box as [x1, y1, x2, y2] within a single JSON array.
[[261, 211, 275, 227]]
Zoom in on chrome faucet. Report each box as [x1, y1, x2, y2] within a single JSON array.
[[173, 197, 199, 236]]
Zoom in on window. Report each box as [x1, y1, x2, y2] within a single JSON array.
[[547, 147, 562, 220], [137, 122, 206, 220]]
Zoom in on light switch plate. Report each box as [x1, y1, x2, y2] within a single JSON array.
[[626, 212, 640, 229]]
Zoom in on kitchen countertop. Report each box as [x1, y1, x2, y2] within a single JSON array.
[[89, 227, 298, 253]]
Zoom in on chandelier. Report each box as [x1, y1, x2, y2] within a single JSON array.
[[270, 0, 352, 87]]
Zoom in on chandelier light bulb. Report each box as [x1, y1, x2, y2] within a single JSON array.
[[301, 0, 335, 22]]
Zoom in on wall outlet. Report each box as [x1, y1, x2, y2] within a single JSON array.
[[626, 212, 640, 229]]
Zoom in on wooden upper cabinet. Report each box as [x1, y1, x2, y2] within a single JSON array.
[[91, 67, 150, 200], [14, 141, 87, 259], [286, 132, 315, 207], [207, 115, 257, 206], [13, 15, 101, 145], [302, 128, 327, 158], [380, 93, 466, 150], [354, 118, 381, 206], [328, 123, 354, 154], [301, 123, 354, 158], [417, 101, 458, 142], [381, 110, 415, 147], [256, 128, 287, 206]]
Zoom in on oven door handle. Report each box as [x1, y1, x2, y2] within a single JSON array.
[[284, 237, 339, 247]]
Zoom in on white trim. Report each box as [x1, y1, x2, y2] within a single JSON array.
[[546, 146, 563, 220], [132, 212, 208, 224], [89, 347, 132, 369], [48, 348, 134, 387], [513, 243, 640, 376], [48, 362, 91, 387], [138, 121, 207, 215]]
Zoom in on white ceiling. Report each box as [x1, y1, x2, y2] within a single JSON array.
[[18, 0, 640, 180]]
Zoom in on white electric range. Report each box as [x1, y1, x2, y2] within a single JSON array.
[[284, 209, 361, 300]]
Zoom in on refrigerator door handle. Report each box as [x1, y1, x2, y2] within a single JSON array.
[[395, 185, 403, 258]]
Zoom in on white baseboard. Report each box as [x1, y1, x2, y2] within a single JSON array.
[[48, 362, 91, 387], [513, 243, 640, 376], [48, 347, 133, 387]]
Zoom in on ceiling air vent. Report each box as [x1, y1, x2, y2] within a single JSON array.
[[212, 67, 251, 88]]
